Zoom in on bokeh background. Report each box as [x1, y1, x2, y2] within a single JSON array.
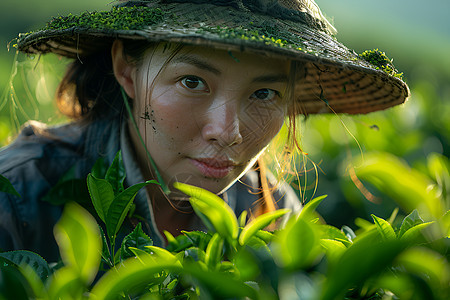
[[1, 0, 449, 228]]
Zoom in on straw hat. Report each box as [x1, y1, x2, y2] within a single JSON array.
[[17, 0, 409, 115]]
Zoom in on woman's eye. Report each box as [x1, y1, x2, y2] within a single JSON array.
[[250, 89, 280, 102], [180, 76, 208, 91]]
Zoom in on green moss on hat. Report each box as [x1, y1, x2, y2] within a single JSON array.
[[45, 6, 167, 31], [196, 25, 306, 52], [360, 49, 404, 80]]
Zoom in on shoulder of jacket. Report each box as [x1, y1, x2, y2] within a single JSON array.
[[0, 121, 83, 173]]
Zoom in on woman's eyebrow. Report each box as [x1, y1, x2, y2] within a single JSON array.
[[251, 74, 289, 84], [172, 55, 221, 75], [171, 55, 287, 83]]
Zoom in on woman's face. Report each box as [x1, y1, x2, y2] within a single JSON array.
[[125, 44, 290, 195]]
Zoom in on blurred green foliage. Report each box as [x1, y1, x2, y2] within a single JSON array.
[[299, 0, 450, 228], [1, 0, 449, 231], [1, 154, 448, 299], [0, 0, 108, 145]]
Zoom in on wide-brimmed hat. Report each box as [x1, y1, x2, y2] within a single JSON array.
[[17, 0, 409, 115]]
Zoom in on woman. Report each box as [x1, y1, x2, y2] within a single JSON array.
[[0, 0, 409, 263]]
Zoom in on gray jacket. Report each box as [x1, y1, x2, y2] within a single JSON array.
[[0, 116, 300, 262]]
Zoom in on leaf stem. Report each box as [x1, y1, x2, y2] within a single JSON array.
[[121, 87, 171, 195]]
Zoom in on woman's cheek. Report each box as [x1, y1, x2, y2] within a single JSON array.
[[241, 105, 285, 145], [150, 90, 195, 137]]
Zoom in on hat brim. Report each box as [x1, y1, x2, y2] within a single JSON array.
[[17, 3, 409, 115]]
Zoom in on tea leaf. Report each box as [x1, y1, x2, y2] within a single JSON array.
[[376, 272, 432, 300], [120, 223, 153, 261], [0, 174, 20, 197], [320, 238, 405, 300], [164, 230, 179, 249], [48, 267, 84, 300], [320, 239, 347, 263], [181, 231, 212, 251], [105, 151, 126, 194], [189, 206, 217, 236], [218, 261, 235, 273], [128, 247, 152, 259], [254, 230, 274, 244], [91, 156, 107, 179], [401, 222, 434, 242], [298, 195, 327, 221], [442, 210, 450, 238], [17, 263, 49, 300], [190, 198, 236, 242], [174, 182, 239, 241], [0, 264, 33, 299], [165, 232, 197, 252], [427, 153, 449, 199], [145, 246, 179, 265], [372, 214, 396, 240], [106, 180, 157, 240], [91, 254, 182, 299], [246, 235, 270, 251], [239, 209, 289, 246], [232, 248, 260, 282], [183, 262, 258, 299], [183, 247, 207, 263], [274, 216, 321, 270], [238, 210, 248, 228], [320, 225, 352, 247], [354, 153, 443, 219], [205, 233, 224, 270], [53, 202, 101, 284], [354, 217, 375, 231], [398, 209, 424, 238], [87, 174, 114, 223], [396, 247, 450, 288], [98, 226, 112, 266], [0, 250, 50, 283]]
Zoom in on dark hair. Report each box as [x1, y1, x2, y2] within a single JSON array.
[[56, 40, 150, 121]]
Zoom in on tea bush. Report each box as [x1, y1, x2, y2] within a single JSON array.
[[0, 151, 449, 299]]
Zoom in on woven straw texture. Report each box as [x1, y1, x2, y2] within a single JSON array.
[[17, 0, 409, 115]]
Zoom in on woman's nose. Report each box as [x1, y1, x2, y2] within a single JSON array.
[[201, 99, 243, 147]]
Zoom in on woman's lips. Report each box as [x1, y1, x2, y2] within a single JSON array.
[[190, 158, 236, 179]]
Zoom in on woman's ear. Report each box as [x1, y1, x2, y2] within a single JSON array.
[[111, 40, 136, 99]]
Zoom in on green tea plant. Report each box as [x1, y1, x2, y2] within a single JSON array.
[[0, 151, 449, 299]]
